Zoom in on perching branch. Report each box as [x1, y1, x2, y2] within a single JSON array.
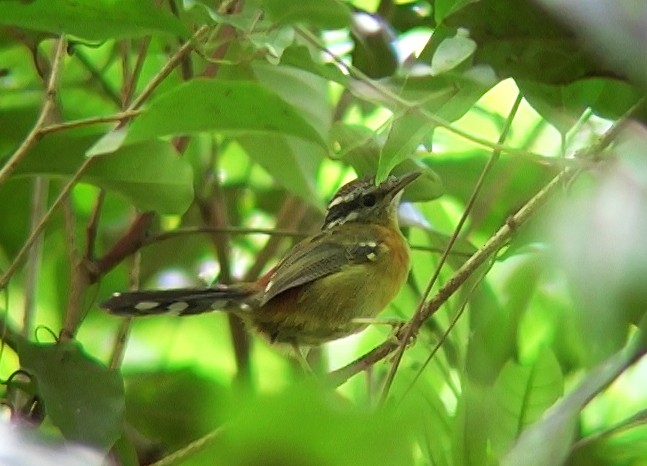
[[327, 167, 577, 387]]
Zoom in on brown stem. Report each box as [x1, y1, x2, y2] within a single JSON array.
[[379, 93, 523, 401], [92, 212, 155, 283]]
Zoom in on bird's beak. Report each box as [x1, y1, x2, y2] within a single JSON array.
[[386, 171, 421, 196]]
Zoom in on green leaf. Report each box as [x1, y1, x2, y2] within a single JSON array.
[[250, 62, 331, 141], [237, 134, 324, 205], [190, 383, 415, 466], [501, 329, 647, 466], [125, 369, 229, 451], [430, 34, 477, 75], [262, 0, 352, 30], [519, 78, 644, 134], [536, 0, 647, 86], [126, 80, 327, 150], [331, 123, 444, 201], [444, 0, 604, 83], [0, 0, 186, 40], [490, 350, 563, 456], [378, 110, 431, 181], [12, 131, 194, 214], [18, 340, 125, 451]]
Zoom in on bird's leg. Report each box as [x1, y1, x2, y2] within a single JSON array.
[[291, 342, 314, 374], [351, 317, 406, 332]]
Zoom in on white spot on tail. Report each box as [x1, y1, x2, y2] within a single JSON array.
[[135, 301, 160, 311], [167, 301, 189, 314]]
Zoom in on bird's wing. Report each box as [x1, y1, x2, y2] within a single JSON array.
[[261, 231, 379, 304]]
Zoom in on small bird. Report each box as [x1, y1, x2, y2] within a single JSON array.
[[101, 172, 420, 347]]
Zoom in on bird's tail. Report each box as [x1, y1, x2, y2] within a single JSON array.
[[100, 284, 255, 316]]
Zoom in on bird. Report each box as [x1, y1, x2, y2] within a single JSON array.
[[101, 172, 420, 348]]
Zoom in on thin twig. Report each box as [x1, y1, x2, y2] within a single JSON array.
[[149, 426, 224, 466], [146, 226, 308, 245], [22, 178, 49, 337], [0, 35, 66, 186], [0, 157, 93, 291], [122, 37, 152, 107], [130, 25, 209, 110], [85, 191, 105, 261], [61, 195, 88, 341], [379, 93, 523, 402], [39, 110, 142, 135], [0, 26, 208, 291], [295, 27, 541, 160]]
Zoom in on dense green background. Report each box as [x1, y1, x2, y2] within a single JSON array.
[[1, 1, 647, 465]]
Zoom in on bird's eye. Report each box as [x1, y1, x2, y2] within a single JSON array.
[[362, 194, 376, 207]]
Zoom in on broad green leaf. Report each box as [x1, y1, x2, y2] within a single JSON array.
[[331, 123, 444, 201], [125, 369, 229, 451], [502, 328, 647, 466], [452, 381, 490, 466], [280, 45, 347, 85], [250, 63, 331, 141], [466, 282, 517, 384], [18, 340, 125, 451], [551, 127, 647, 364], [490, 350, 563, 456], [126, 80, 327, 149], [519, 78, 644, 134], [536, 0, 647, 86], [430, 34, 477, 75], [262, 0, 351, 30], [237, 134, 324, 205], [434, 0, 479, 23], [444, 0, 604, 83], [0, 0, 186, 40], [374, 66, 496, 181], [13, 131, 194, 214], [188, 383, 415, 466]]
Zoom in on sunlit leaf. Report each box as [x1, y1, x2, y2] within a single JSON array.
[[0, 0, 186, 40], [126, 80, 327, 150], [502, 327, 647, 466], [13, 131, 194, 214], [490, 350, 563, 456], [263, 0, 352, 29]]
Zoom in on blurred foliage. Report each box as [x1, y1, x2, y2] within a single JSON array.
[[1, 0, 647, 465]]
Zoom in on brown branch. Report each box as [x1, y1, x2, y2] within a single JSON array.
[[39, 110, 142, 135], [85, 191, 105, 261], [0, 27, 207, 292], [91, 212, 155, 283], [0, 35, 66, 186], [380, 93, 523, 400]]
